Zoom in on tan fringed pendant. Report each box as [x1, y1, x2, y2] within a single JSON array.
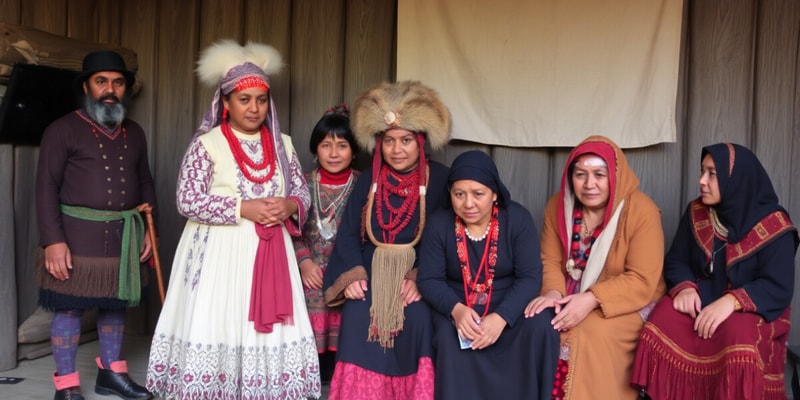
[[367, 243, 416, 348], [363, 166, 429, 348]]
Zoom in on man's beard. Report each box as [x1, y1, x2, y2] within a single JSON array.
[[83, 94, 127, 129]]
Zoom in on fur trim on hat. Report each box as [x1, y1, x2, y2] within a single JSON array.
[[352, 80, 451, 152], [196, 39, 282, 87]]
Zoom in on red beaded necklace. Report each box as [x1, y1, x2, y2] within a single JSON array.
[[375, 164, 422, 243], [220, 121, 276, 184], [564, 208, 602, 294], [455, 204, 499, 317]]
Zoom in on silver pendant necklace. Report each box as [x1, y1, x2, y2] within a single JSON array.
[[314, 169, 354, 240], [704, 243, 727, 276]]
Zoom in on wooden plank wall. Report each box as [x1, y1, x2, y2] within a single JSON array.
[[1, 0, 799, 371]]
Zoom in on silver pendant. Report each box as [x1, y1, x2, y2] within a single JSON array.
[[319, 216, 336, 240], [565, 259, 582, 280], [469, 292, 488, 305]]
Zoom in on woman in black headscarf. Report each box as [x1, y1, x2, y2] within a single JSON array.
[[418, 150, 559, 399], [633, 143, 799, 399]]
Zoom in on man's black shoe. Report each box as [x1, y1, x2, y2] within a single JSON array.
[[95, 367, 153, 400]]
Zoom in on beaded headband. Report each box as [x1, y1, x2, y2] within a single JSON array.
[[234, 75, 269, 92]]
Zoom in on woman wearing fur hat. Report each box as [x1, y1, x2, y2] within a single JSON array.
[[323, 81, 451, 399], [146, 40, 320, 399]]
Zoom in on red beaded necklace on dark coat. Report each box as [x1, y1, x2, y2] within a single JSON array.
[[375, 165, 422, 243]]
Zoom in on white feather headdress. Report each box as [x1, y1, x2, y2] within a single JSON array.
[[192, 40, 284, 139], [196, 39, 283, 87]]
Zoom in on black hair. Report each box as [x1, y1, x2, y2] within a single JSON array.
[[309, 113, 360, 156]]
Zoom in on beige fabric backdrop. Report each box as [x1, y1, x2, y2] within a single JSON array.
[[397, 0, 683, 148]]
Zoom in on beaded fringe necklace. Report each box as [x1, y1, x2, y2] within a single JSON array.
[[364, 164, 429, 349]]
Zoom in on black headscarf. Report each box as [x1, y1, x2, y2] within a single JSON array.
[[701, 143, 786, 243], [447, 150, 511, 208]]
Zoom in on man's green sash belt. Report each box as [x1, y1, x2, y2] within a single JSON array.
[[59, 204, 144, 306]]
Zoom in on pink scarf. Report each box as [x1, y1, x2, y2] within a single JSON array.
[[249, 224, 293, 332]]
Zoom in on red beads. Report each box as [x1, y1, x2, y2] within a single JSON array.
[[375, 166, 422, 243], [551, 358, 569, 399], [220, 122, 276, 184]]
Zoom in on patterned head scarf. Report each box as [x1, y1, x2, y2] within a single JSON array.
[[193, 40, 282, 140], [195, 62, 275, 139]]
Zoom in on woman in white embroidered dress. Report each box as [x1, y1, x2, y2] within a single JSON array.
[[146, 40, 320, 399]]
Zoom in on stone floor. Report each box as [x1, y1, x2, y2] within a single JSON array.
[[0, 334, 329, 399]]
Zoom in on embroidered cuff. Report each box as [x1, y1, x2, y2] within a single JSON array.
[[324, 266, 368, 307], [294, 246, 312, 263], [668, 281, 699, 298], [296, 255, 312, 265], [234, 197, 243, 223], [724, 288, 755, 313]]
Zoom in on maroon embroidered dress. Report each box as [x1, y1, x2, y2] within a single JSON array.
[[633, 143, 799, 399], [293, 168, 359, 352]]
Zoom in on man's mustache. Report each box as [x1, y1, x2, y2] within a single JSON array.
[[99, 94, 120, 103]]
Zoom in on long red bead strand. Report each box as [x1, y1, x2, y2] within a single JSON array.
[[220, 122, 276, 184]]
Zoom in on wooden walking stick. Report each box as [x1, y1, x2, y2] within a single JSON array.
[[137, 203, 165, 304]]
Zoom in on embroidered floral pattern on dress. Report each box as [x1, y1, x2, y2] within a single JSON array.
[[177, 141, 239, 224], [327, 358, 435, 400], [148, 334, 321, 399], [184, 225, 210, 290], [176, 136, 310, 226]]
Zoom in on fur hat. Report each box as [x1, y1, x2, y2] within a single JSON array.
[[351, 80, 451, 152]]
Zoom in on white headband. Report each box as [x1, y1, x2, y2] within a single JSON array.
[[575, 155, 607, 167]]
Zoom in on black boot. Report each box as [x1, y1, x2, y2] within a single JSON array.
[[54, 387, 85, 400], [53, 371, 84, 400], [94, 359, 152, 400]]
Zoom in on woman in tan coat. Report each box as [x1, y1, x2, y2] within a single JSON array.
[[524, 135, 666, 399]]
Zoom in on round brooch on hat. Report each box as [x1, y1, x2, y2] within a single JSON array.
[[384, 111, 398, 127]]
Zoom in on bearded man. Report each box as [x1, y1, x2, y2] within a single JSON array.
[[35, 50, 156, 400]]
